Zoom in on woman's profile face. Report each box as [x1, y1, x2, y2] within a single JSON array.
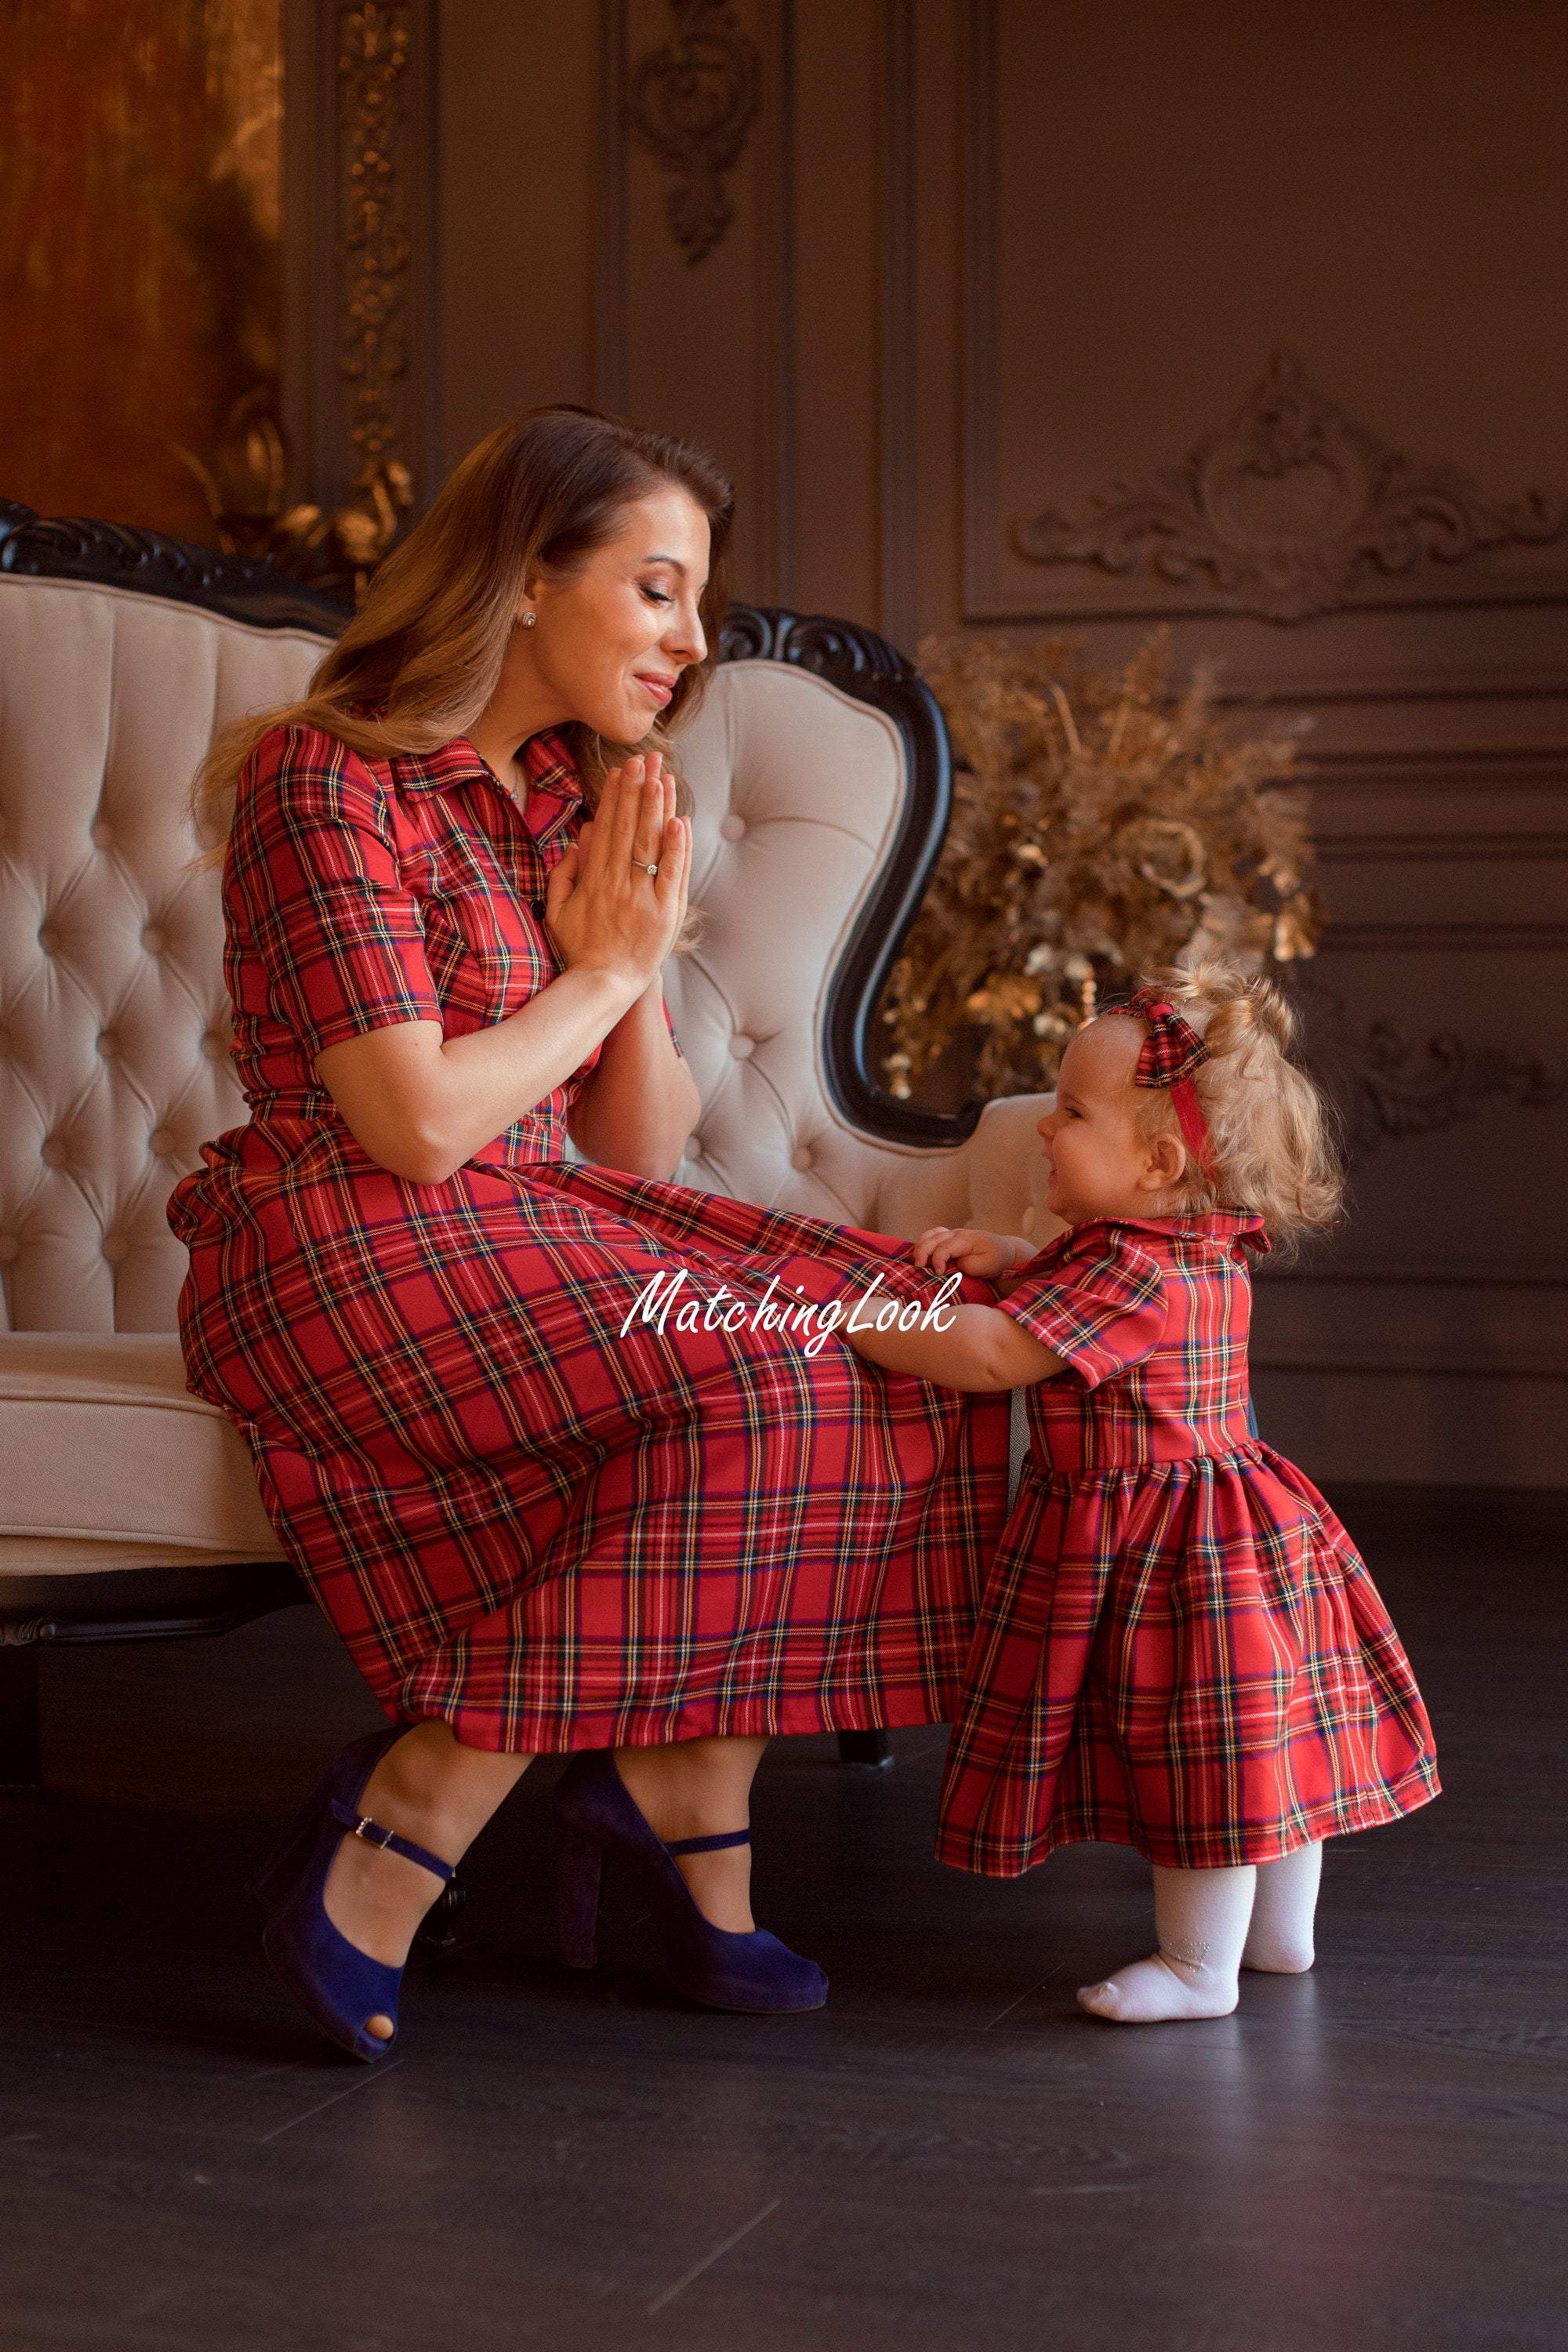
[[528, 485, 712, 744]]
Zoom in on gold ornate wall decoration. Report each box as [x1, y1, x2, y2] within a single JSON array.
[[339, 2, 414, 470], [172, 389, 411, 606], [1012, 354, 1568, 623], [630, 0, 762, 264]]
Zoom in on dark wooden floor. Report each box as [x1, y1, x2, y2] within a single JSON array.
[[3, 1508, 1565, 2352]]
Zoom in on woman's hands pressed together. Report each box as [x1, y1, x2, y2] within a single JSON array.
[[545, 750, 689, 996], [311, 748, 695, 1186]]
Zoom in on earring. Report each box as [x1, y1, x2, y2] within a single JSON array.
[[520, 611, 536, 629]]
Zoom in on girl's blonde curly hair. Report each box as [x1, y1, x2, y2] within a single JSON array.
[[1092, 960, 1345, 1254]]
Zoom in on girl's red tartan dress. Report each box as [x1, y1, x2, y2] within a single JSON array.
[[168, 723, 1010, 1753], [935, 1213, 1439, 1875]]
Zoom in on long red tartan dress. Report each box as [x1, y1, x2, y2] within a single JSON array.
[[935, 1213, 1439, 1875], [168, 721, 1010, 1751]]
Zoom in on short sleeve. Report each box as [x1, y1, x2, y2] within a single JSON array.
[[234, 724, 443, 1062], [997, 1223, 1167, 1389]]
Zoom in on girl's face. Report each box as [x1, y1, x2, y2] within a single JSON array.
[[524, 486, 711, 744], [1035, 1018, 1186, 1223]]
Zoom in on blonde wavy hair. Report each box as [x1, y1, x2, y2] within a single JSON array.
[[1092, 959, 1345, 1254], [183, 403, 734, 949]]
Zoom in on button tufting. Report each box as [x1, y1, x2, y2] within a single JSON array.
[[98, 1030, 119, 1057], [149, 1127, 175, 1155], [0, 1235, 16, 1261], [720, 813, 747, 840], [201, 1031, 228, 1060], [41, 1139, 67, 1168], [91, 820, 114, 849], [688, 1134, 704, 1158], [103, 1234, 129, 1264], [0, 1028, 9, 1057], [729, 1033, 754, 1058], [142, 924, 165, 953], [38, 923, 59, 954], [791, 1145, 814, 1171]]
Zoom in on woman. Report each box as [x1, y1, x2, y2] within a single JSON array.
[[169, 405, 1011, 2061]]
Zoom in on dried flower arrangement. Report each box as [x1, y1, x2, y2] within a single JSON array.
[[880, 628, 1325, 1102]]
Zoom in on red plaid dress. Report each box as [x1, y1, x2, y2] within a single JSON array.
[[935, 1213, 1439, 1875], [168, 721, 1010, 1751]]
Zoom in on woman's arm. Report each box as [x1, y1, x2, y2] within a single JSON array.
[[566, 975, 702, 1178], [315, 966, 640, 1184], [315, 757, 688, 1184], [839, 1298, 1065, 1392]]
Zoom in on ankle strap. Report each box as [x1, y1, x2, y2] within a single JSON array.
[[330, 1796, 455, 1882], [663, 1828, 751, 1856]]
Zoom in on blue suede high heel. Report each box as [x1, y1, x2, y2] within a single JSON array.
[[249, 1724, 456, 2063], [552, 1749, 827, 2014]]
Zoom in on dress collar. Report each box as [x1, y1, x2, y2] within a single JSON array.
[[390, 728, 585, 845], [1043, 1210, 1272, 1260]]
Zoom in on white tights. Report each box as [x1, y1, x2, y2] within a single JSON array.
[[1077, 1841, 1323, 2024]]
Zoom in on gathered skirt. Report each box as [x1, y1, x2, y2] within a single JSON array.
[[935, 1439, 1440, 1874], [170, 1131, 1011, 1751]]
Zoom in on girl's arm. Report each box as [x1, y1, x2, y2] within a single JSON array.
[[840, 1298, 1065, 1392]]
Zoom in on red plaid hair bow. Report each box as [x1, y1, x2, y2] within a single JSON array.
[[1102, 986, 1218, 1177]]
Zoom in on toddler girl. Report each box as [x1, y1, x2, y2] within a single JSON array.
[[837, 961, 1439, 2024]]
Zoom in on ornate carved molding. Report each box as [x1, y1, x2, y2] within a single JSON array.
[[720, 604, 912, 684], [1012, 356, 1568, 623], [337, 2, 414, 470], [1296, 980, 1566, 1164], [629, 0, 761, 264]]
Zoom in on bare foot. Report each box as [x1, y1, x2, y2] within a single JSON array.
[[1077, 1951, 1240, 2024]]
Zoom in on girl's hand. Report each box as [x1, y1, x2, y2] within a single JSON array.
[[913, 1225, 1018, 1279], [544, 751, 689, 993]]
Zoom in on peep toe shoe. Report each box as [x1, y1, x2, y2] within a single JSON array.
[[552, 1748, 827, 2014], [249, 1724, 456, 2063]]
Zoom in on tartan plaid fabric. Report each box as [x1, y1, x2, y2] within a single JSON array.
[[935, 1214, 1440, 1874], [169, 722, 1009, 1750], [1102, 986, 1211, 1090]]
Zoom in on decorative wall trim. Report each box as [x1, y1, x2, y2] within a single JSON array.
[[338, 2, 414, 470], [593, 0, 630, 414], [284, 0, 440, 521], [960, 0, 1001, 628], [597, 0, 793, 604], [1011, 354, 1568, 624], [1315, 829, 1568, 863], [876, 0, 918, 655], [1296, 981, 1565, 1163], [1305, 749, 1568, 799], [1318, 922, 1568, 952], [960, 1, 1568, 628], [752, 0, 796, 605], [629, 0, 762, 264]]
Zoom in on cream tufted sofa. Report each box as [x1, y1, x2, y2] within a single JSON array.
[[0, 507, 1055, 1788]]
